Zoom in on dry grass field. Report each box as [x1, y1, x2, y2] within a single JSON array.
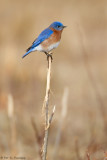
[[0, 0, 107, 159]]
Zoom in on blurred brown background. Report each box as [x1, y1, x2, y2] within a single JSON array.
[[0, 0, 107, 159]]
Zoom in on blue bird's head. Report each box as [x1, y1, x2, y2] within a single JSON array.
[[49, 21, 66, 31]]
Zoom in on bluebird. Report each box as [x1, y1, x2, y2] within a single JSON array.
[[22, 21, 66, 60]]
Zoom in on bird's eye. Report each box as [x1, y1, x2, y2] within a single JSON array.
[[57, 25, 60, 28]]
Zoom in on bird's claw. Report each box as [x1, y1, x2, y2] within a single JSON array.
[[47, 54, 53, 62]]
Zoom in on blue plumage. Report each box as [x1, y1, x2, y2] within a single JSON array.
[[49, 21, 64, 31], [22, 28, 53, 58]]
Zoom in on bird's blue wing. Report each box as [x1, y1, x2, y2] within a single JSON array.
[[33, 28, 53, 45], [22, 28, 53, 58], [29, 28, 53, 50]]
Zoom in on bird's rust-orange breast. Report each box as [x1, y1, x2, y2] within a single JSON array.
[[41, 28, 62, 48]]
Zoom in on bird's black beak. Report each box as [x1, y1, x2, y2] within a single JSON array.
[[63, 26, 67, 28]]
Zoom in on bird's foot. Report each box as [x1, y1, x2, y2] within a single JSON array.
[[45, 52, 53, 62], [47, 54, 53, 62]]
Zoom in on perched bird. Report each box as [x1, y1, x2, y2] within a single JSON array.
[[22, 21, 66, 60]]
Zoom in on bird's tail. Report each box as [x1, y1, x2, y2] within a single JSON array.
[[22, 49, 32, 58]]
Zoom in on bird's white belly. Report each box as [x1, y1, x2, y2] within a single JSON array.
[[47, 41, 60, 52], [34, 41, 60, 53]]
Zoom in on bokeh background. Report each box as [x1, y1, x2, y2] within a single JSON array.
[[0, 0, 107, 159]]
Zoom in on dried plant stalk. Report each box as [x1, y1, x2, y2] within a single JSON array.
[[42, 55, 52, 160], [8, 94, 16, 155], [87, 152, 91, 160], [52, 87, 69, 159]]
